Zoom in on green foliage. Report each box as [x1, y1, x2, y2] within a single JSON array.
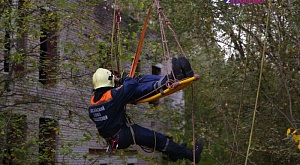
[[180, 1, 300, 164], [1, 0, 299, 164], [0, 112, 31, 165]]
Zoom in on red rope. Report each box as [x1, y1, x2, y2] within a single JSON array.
[[116, 9, 121, 24]]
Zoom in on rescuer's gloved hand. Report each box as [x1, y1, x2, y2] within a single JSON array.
[[117, 71, 128, 85]]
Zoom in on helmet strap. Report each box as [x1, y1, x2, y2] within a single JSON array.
[[108, 73, 113, 81]]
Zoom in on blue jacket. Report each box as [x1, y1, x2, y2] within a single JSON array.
[[88, 77, 137, 138]]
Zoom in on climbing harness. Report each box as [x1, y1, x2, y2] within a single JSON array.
[[106, 134, 119, 153]]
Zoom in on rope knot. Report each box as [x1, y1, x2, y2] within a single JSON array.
[[165, 18, 171, 26], [116, 9, 121, 24]]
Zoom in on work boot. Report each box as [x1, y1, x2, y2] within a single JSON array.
[[168, 142, 188, 162], [186, 140, 204, 164], [172, 57, 184, 80], [178, 56, 194, 78]]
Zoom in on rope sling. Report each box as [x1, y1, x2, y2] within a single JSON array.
[[129, 0, 200, 104], [106, 0, 199, 104], [127, 1, 198, 164]]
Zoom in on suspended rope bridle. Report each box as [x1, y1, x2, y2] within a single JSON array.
[[127, 0, 197, 164], [154, 1, 197, 163], [154, 0, 191, 87], [129, 0, 197, 102], [129, 0, 187, 78], [155, 0, 185, 56]]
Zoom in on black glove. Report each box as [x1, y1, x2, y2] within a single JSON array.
[[117, 71, 128, 85]]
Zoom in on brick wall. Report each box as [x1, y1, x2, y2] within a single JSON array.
[[0, 1, 183, 164]]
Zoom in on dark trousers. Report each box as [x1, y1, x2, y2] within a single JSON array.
[[120, 75, 188, 160], [131, 75, 165, 101], [117, 124, 188, 161]]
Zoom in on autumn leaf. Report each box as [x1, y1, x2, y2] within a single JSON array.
[[287, 128, 291, 136], [293, 135, 300, 143]]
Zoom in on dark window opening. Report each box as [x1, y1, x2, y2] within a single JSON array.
[[39, 118, 57, 165], [15, 0, 26, 74], [88, 148, 106, 155], [39, 33, 48, 84], [152, 64, 161, 75], [68, 110, 74, 122], [3, 0, 26, 74], [39, 9, 58, 85], [135, 60, 141, 75], [2, 114, 27, 165], [4, 31, 10, 72], [89, 148, 137, 156]]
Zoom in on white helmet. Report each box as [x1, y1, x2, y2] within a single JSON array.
[[92, 68, 115, 89]]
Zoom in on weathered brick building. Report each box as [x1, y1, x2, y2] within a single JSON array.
[[0, 1, 183, 164]]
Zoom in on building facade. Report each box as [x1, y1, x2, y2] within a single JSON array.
[[0, 1, 184, 165]]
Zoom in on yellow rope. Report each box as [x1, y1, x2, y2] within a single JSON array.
[[126, 114, 157, 160], [244, 1, 271, 164], [125, 114, 137, 145], [129, 125, 136, 144]]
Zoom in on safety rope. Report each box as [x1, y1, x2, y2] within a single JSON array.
[[116, 9, 122, 73], [107, 0, 122, 73], [155, 0, 172, 80], [231, 12, 253, 162], [244, 1, 271, 164], [109, 0, 117, 69], [125, 113, 137, 145], [154, 0, 185, 57], [125, 111, 157, 156], [192, 84, 196, 164], [191, 84, 196, 164], [115, 8, 122, 73]]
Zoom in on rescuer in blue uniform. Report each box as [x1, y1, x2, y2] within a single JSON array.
[[88, 56, 203, 163]]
